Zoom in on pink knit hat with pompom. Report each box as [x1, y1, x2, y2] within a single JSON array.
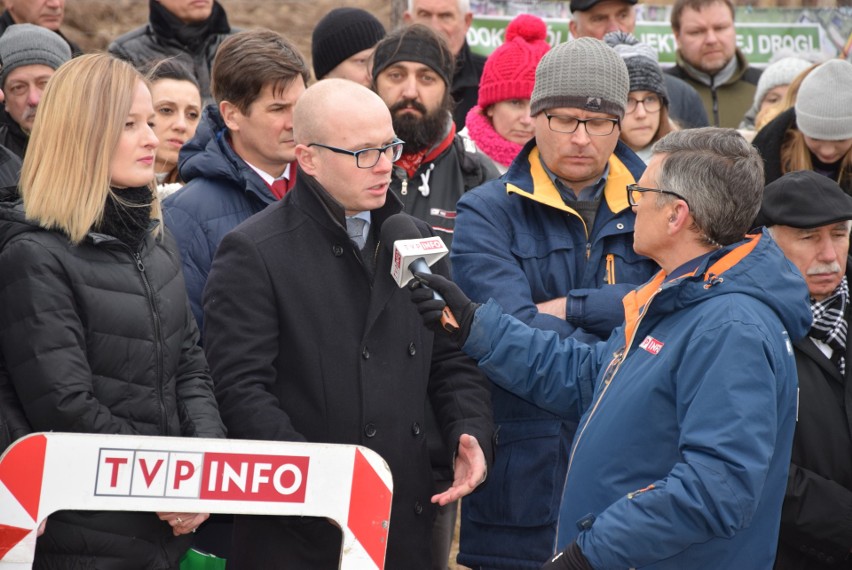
[[478, 14, 550, 109]]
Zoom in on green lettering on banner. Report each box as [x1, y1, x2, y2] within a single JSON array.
[[467, 15, 570, 53], [468, 17, 825, 66]]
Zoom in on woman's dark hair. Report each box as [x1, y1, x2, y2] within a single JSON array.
[[143, 58, 200, 91]]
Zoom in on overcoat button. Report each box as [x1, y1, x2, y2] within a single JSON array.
[[408, 342, 416, 356], [414, 501, 423, 515], [364, 423, 377, 438], [362, 347, 370, 359], [332, 245, 344, 256], [411, 422, 421, 436], [616, 223, 624, 230]]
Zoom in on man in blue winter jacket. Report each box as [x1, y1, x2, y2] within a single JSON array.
[[450, 37, 657, 569], [163, 28, 309, 332], [412, 127, 812, 569]]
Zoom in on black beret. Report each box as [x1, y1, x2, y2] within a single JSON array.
[[570, 0, 637, 12], [756, 170, 852, 229]]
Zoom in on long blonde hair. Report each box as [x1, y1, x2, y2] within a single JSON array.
[[781, 129, 852, 189], [20, 54, 161, 244]]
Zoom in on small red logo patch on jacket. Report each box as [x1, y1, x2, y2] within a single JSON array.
[[639, 336, 664, 355]]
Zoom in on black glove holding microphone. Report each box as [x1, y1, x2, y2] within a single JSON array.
[[409, 271, 479, 346], [380, 213, 480, 345]]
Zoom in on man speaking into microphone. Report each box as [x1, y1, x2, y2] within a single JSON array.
[[202, 78, 494, 570]]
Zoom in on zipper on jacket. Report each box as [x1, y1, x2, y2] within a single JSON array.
[[710, 76, 720, 127], [134, 250, 168, 436], [605, 254, 616, 285], [556, 285, 661, 539]]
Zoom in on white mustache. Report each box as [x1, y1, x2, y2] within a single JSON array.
[[807, 262, 842, 275], [22, 106, 38, 122]]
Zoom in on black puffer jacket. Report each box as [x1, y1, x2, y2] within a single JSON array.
[[0, 144, 20, 199], [0, 108, 28, 161], [0, 200, 225, 569], [108, 0, 233, 101]]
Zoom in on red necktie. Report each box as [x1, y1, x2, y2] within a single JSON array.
[[269, 178, 289, 200]]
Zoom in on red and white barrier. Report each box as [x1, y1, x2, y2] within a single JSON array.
[[0, 433, 393, 569]]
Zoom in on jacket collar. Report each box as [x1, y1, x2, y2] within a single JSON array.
[[675, 48, 751, 88], [452, 41, 482, 91], [621, 232, 764, 348], [504, 145, 634, 233], [0, 107, 29, 148], [178, 105, 278, 204], [293, 167, 404, 236], [753, 107, 796, 183], [148, 0, 230, 49]]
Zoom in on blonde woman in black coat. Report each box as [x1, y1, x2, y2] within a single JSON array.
[[0, 54, 225, 570]]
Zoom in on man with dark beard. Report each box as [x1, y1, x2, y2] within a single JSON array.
[[371, 24, 499, 570], [372, 24, 498, 251]]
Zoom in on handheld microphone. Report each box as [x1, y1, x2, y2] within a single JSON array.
[[382, 214, 460, 333]]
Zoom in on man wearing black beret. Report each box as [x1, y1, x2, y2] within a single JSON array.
[[758, 169, 852, 569]]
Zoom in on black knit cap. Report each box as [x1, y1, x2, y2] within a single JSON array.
[[311, 8, 386, 80], [371, 24, 454, 87], [757, 170, 852, 229]]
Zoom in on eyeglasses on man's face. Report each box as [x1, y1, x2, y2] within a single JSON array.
[[626, 95, 662, 114], [626, 183, 690, 208], [308, 138, 405, 169], [544, 113, 620, 136]]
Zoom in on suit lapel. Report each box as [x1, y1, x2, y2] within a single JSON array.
[[796, 337, 844, 384]]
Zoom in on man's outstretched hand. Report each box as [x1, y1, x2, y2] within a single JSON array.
[[431, 434, 487, 506]]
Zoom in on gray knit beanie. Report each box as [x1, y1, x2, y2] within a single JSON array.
[[603, 31, 668, 103], [530, 37, 629, 119], [753, 56, 810, 109], [795, 59, 852, 141], [0, 24, 72, 88]]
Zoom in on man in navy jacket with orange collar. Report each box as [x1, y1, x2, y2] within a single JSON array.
[[450, 37, 656, 569], [413, 127, 810, 569]]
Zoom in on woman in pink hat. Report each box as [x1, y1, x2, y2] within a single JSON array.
[[462, 14, 550, 173]]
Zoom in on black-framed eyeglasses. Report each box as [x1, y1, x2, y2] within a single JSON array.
[[626, 95, 662, 114], [627, 183, 690, 208], [308, 138, 405, 169], [544, 113, 619, 136]]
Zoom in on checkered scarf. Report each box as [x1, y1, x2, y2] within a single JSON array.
[[810, 276, 848, 375]]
